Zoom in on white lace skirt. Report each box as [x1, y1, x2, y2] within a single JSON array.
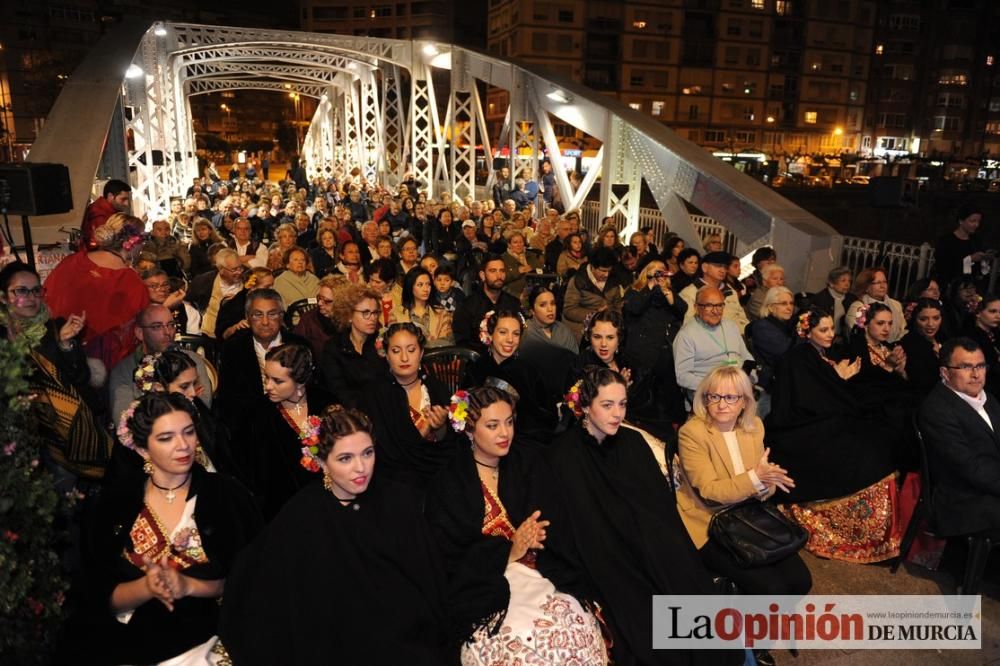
[[461, 562, 608, 666]]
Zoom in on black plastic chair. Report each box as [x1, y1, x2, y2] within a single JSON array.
[[893, 414, 998, 594], [172, 334, 220, 369], [285, 297, 318, 329], [421, 346, 481, 394]]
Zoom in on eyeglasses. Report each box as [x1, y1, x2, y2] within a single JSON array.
[[221, 265, 243, 274], [705, 393, 744, 405], [650, 272, 669, 279], [354, 309, 380, 320], [317, 297, 335, 306], [139, 321, 178, 333], [945, 363, 988, 373], [249, 310, 283, 321], [8, 286, 45, 299], [145, 282, 171, 291], [696, 302, 725, 310]]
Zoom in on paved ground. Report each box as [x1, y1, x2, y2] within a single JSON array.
[[770, 552, 1000, 665]]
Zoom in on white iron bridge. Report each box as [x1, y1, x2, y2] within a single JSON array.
[[25, 19, 839, 291]]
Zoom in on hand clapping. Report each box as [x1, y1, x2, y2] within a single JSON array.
[[833, 356, 861, 380], [753, 448, 795, 494], [143, 555, 187, 612], [422, 405, 449, 433], [509, 510, 550, 562]]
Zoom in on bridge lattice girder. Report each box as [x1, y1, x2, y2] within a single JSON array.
[[23, 20, 838, 291]]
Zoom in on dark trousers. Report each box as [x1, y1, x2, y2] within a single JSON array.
[[699, 537, 813, 596]]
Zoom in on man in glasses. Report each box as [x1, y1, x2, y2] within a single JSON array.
[[141, 269, 200, 335], [216, 288, 307, 437], [108, 304, 214, 424], [673, 286, 755, 398], [918, 337, 1000, 553], [679, 251, 749, 334]]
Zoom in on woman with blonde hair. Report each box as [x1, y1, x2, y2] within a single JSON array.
[[189, 218, 224, 276], [267, 223, 299, 271], [677, 366, 811, 597]]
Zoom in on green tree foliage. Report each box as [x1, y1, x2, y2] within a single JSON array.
[[0, 323, 70, 664]]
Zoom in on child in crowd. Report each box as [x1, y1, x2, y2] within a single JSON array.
[[430, 263, 465, 312]]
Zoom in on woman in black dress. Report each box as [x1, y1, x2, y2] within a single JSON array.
[[899, 298, 948, 398], [766, 308, 901, 563], [73, 393, 261, 665], [425, 387, 607, 664], [361, 323, 456, 490], [548, 367, 734, 666], [467, 309, 559, 447], [220, 406, 450, 664], [963, 294, 1000, 399], [245, 344, 334, 519], [318, 282, 387, 407]]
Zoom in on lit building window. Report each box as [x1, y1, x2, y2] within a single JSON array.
[[652, 100, 665, 116], [987, 55, 995, 66], [776, 1, 791, 16], [752, 0, 764, 8], [804, 111, 817, 124], [875, 44, 884, 55], [629, 102, 641, 110], [633, 21, 647, 29]]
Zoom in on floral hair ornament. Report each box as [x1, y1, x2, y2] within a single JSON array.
[[373, 324, 391, 357], [116, 400, 142, 452], [449, 389, 471, 432], [133, 353, 162, 393], [244, 273, 259, 290], [581, 310, 599, 338], [563, 379, 584, 418], [298, 415, 323, 472], [853, 302, 871, 330], [795, 312, 812, 339], [478, 310, 496, 347]]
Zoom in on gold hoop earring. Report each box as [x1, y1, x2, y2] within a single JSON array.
[[143, 459, 154, 476]]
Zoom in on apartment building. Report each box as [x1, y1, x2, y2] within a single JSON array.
[[486, 0, 876, 159]]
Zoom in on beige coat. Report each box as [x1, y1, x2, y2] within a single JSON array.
[[675, 415, 773, 548], [389, 304, 454, 347]]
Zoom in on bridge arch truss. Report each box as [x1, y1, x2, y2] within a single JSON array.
[[26, 21, 838, 290]]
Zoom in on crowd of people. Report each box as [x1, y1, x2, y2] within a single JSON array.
[[3, 162, 997, 665]]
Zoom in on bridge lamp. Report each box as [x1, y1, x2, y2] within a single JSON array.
[[125, 64, 144, 79], [154, 25, 167, 37], [546, 88, 572, 104], [422, 44, 439, 57]]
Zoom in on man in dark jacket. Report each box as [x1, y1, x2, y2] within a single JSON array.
[[919, 338, 1000, 544], [492, 166, 513, 208], [452, 254, 519, 349]]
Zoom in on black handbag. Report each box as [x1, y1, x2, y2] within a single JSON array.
[[708, 499, 808, 568]]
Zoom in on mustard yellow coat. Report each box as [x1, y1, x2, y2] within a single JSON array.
[[675, 415, 774, 549]]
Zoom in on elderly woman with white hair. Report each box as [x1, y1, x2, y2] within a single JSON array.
[[745, 263, 786, 322], [747, 286, 797, 417]]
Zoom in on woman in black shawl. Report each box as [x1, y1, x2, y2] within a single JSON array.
[[361, 323, 457, 490], [548, 367, 736, 666], [219, 406, 450, 665], [243, 344, 335, 519], [898, 298, 948, 398], [67, 393, 261, 665], [767, 308, 901, 563], [466, 309, 559, 446], [425, 387, 607, 665], [575, 309, 678, 449]]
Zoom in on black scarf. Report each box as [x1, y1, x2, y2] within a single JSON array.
[[361, 372, 458, 490], [425, 445, 595, 642], [220, 477, 450, 665], [546, 424, 733, 666]]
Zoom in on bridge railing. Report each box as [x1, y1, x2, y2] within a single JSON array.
[[580, 200, 935, 298]]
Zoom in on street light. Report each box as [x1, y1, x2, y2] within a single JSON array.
[[220, 103, 230, 117], [288, 92, 302, 149]]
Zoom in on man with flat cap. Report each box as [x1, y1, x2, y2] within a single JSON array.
[[679, 250, 749, 333]]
